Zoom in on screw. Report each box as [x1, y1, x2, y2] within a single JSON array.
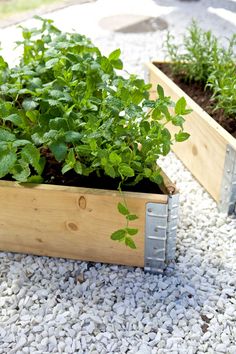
[[148, 208, 152, 213], [154, 227, 158, 232]]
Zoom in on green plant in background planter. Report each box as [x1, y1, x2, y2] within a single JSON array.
[[165, 20, 236, 118], [0, 17, 190, 248]]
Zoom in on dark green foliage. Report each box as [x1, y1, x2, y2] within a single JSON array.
[[165, 20, 236, 117]]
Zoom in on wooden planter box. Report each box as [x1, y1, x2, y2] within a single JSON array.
[[0, 172, 179, 273], [146, 62, 236, 215]]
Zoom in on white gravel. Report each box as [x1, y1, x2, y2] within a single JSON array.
[[0, 0, 236, 353]]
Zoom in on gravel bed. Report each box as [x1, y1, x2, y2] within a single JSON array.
[[0, 0, 236, 353]]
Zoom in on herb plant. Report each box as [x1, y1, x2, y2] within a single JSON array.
[[0, 17, 190, 248], [165, 20, 236, 117]]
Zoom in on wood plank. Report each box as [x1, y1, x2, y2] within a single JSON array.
[[0, 182, 168, 267], [146, 62, 236, 203]]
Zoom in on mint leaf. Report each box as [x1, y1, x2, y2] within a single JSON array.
[[109, 151, 122, 165], [21, 144, 42, 174], [157, 84, 165, 99], [108, 49, 121, 61], [118, 164, 134, 178], [126, 214, 138, 221], [50, 142, 67, 162], [126, 228, 138, 236], [118, 202, 129, 216], [0, 151, 17, 178], [125, 237, 136, 249], [111, 229, 126, 240], [175, 97, 187, 115], [175, 132, 190, 142], [0, 128, 15, 142]]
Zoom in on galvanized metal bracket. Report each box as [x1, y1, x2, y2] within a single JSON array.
[[166, 193, 179, 261], [144, 194, 179, 273], [219, 145, 236, 215]]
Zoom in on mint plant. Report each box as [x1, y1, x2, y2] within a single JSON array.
[[0, 17, 190, 248], [165, 21, 236, 117]]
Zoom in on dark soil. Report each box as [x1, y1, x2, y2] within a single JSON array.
[[156, 63, 236, 138], [40, 149, 162, 194]]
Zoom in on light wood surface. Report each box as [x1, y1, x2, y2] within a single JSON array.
[[146, 62, 236, 203], [0, 181, 168, 267]]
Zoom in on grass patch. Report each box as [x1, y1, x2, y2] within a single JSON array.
[[0, 0, 61, 19]]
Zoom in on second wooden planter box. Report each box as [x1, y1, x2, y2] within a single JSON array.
[[0, 171, 179, 274], [146, 61, 236, 215]]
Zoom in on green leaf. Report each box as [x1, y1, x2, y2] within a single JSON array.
[[175, 132, 190, 142], [118, 202, 129, 216], [45, 58, 59, 68], [0, 128, 15, 142], [172, 115, 185, 127], [27, 175, 44, 183], [21, 144, 41, 174], [50, 142, 67, 162], [151, 171, 164, 185], [108, 49, 121, 61], [0, 151, 17, 178], [65, 131, 81, 143], [66, 149, 76, 166], [110, 59, 123, 70], [3, 114, 23, 127], [175, 97, 187, 115], [118, 164, 134, 178], [74, 161, 82, 174], [22, 99, 38, 111], [126, 214, 138, 221], [105, 164, 116, 178], [49, 118, 68, 130], [62, 163, 73, 174], [109, 151, 122, 165], [157, 84, 165, 99], [11, 161, 31, 182], [111, 229, 126, 241], [144, 168, 152, 178], [126, 228, 138, 235], [125, 237, 136, 249]]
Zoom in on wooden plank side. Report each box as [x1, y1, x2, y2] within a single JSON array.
[[146, 62, 236, 203], [0, 183, 168, 267]]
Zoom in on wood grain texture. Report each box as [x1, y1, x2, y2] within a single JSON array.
[[146, 61, 236, 203], [0, 181, 168, 267]]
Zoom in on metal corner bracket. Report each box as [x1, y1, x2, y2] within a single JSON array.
[[219, 144, 236, 215], [144, 193, 179, 274]]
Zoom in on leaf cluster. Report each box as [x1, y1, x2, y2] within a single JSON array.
[[165, 20, 236, 117], [0, 17, 189, 185]]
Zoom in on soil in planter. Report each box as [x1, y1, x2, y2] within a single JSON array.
[[38, 149, 163, 194], [156, 63, 236, 138]]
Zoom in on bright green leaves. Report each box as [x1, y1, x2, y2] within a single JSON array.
[[175, 132, 190, 142], [157, 84, 165, 99], [174, 97, 191, 115], [118, 164, 134, 178], [109, 151, 122, 165], [0, 18, 191, 251], [0, 151, 17, 178], [108, 49, 123, 70], [111, 201, 138, 249], [118, 202, 129, 215], [111, 229, 126, 241]]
